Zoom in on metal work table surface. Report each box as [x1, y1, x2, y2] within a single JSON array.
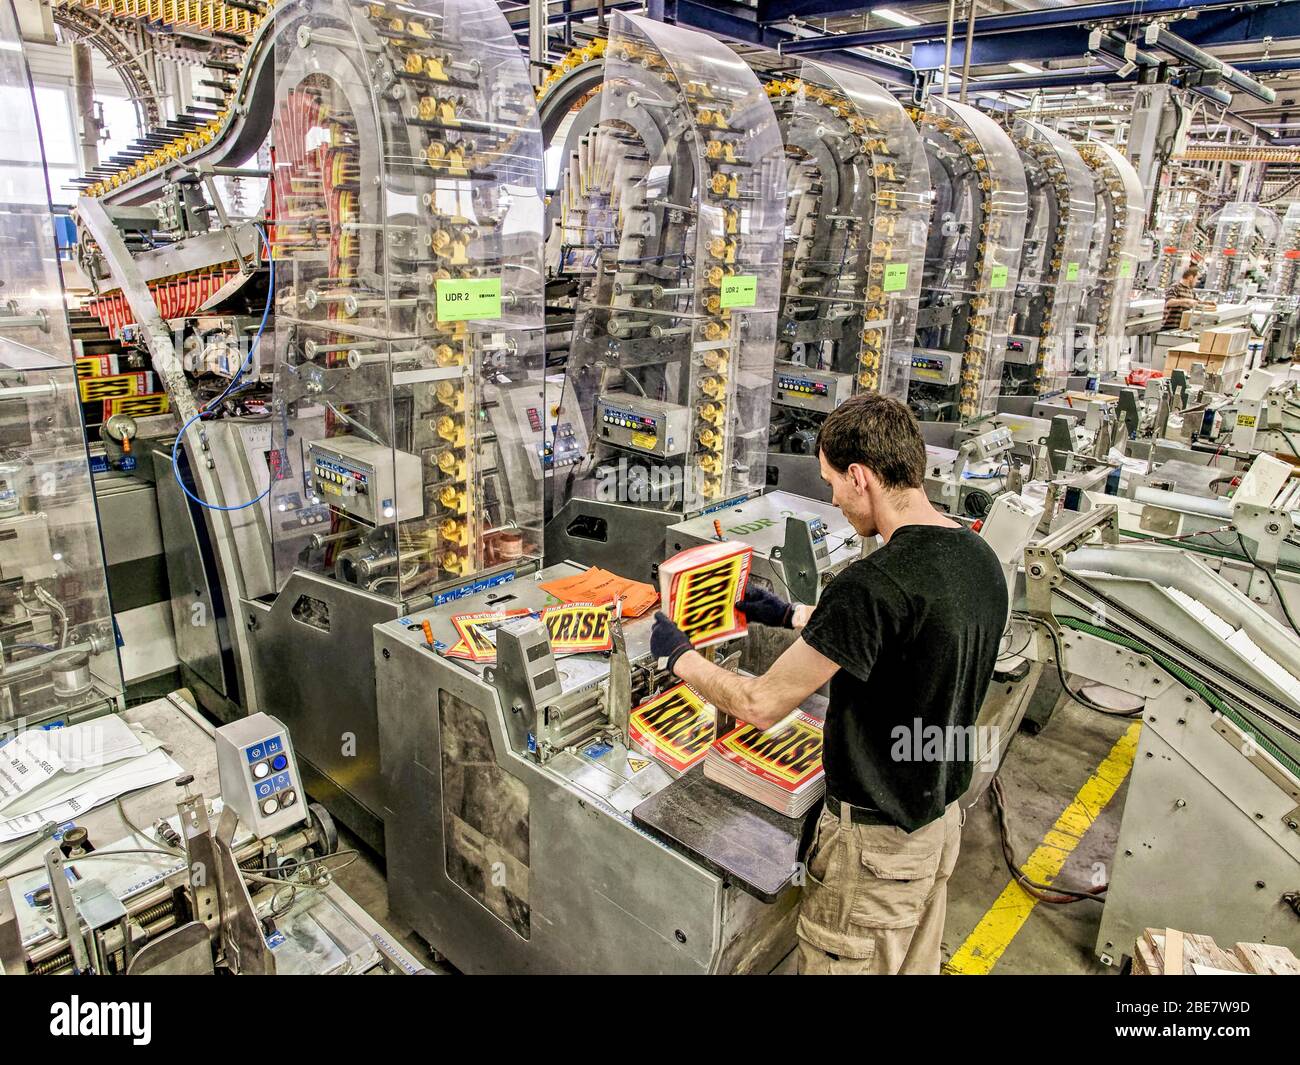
[[632, 695, 827, 905]]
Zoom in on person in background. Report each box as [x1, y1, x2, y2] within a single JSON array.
[[1162, 264, 1216, 329]]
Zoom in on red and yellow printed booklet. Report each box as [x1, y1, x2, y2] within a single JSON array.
[[659, 541, 753, 649], [627, 683, 717, 776], [445, 609, 533, 663], [541, 601, 613, 656], [704, 709, 825, 816]]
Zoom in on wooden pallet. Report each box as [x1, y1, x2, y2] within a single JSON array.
[[1133, 928, 1300, 976]]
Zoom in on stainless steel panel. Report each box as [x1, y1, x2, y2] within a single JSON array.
[[1096, 694, 1300, 964], [153, 449, 227, 698], [545, 497, 678, 583], [247, 571, 401, 837], [93, 474, 163, 566]]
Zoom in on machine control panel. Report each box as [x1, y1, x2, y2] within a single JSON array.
[[771, 365, 853, 414], [910, 348, 962, 385], [307, 435, 424, 525], [595, 395, 690, 457], [215, 712, 308, 837], [779, 512, 834, 604], [803, 513, 831, 563], [544, 422, 583, 471]]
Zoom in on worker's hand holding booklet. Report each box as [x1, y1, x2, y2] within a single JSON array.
[[658, 541, 754, 649]]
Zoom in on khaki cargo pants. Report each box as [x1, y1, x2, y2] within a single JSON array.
[[796, 800, 962, 974]]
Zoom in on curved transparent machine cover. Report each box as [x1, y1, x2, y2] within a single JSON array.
[[557, 12, 784, 514], [1270, 203, 1300, 297], [1205, 201, 1279, 297], [1150, 204, 1198, 292], [1079, 141, 1142, 374], [1011, 120, 1096, 394], [914, 97, 1027, 421], [267, 0, 545, 600], [0, 0, 123, 721], [772, 61, 926, 403]]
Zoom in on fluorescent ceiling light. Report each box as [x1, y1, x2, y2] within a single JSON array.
[[872, 7, 922, 28], [1008, 61, 1042, 74]]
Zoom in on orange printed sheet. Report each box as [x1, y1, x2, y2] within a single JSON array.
[[539, 567, 659, 618]]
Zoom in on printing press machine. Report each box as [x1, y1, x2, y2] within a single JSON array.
[[376, 561, 812, 974]]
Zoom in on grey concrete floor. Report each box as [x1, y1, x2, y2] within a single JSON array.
[[333, 690, 1133, 975], [942, 693, 1131, 976]]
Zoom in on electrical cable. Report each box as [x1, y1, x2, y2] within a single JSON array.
[[996, 620, 1035, 663], [324, 401, 383, 445], [1278, 428, 1300, 461], [1234, 530, 1300, 638], [1013, 612, 1145, 717], [1, 846, 183, 881], [1118, 523, 1235, 546], [170, 224, 274, 513], [990, 776, 1106, 905], [115, 798, 182, 857]]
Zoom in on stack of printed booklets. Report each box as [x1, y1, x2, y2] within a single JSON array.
[[627, 683, 717, 777], [703, 709, 825, 817]]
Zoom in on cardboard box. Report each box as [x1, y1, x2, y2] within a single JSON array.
[[1163, 345, 1247, 388], [1198, 327, 1248, 356]]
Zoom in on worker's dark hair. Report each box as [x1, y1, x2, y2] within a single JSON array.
[[1181, 264, 1200, 279], [815, 392, 927, 491]]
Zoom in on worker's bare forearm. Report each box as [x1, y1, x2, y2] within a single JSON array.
[[671, 636, 839, 733], [673, 651, 785, 730]]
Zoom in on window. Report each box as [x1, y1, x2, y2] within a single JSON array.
[[0, 75, 141, 207]]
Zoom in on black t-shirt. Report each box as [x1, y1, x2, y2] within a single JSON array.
[[801, 524, 1008, 832]]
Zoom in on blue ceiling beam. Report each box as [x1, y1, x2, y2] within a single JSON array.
[[912, 29, 1095, 70], [662, 0, 917, 85], [759, 0, 934, 21], [1238, 56, 1300, 74], [776, 0, 1296, 54], [910, 4, 1300, 72], [505, 1, 640, 30], [957, 69, 1128, 92]]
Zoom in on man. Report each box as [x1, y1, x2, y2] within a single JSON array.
[[1162, 264, 1215, 329], [651, 394, 1007, 974]]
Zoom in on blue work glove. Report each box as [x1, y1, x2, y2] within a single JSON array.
[[738, 585, 794, 629], [651, 612, 695, 675]]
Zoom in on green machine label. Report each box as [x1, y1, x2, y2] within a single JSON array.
[[436, 278, 502, 322], [719, 274, 758, 309], [882, 262, 909, 293], [1065, 262, 1080, 281], [1118, 259, 1135, 278], [989, 265, 1009, 290]]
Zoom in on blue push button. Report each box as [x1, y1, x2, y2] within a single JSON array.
[[271, 753, 288, 771]]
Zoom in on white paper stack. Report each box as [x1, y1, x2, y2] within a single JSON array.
[[0, 717, 182, 843]]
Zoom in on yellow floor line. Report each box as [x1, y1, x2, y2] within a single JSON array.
[[943, 721, 1142, 975]]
